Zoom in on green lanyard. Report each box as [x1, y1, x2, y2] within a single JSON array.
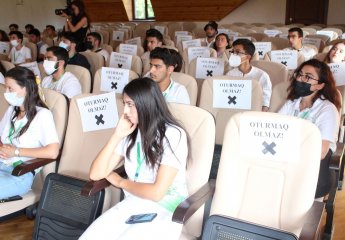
[[162, 81, 174, 98], [134, 142, 144, 181], [294, 109, 310, 120], [7, 121, 24, 145]]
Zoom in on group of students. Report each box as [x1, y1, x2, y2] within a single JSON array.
[[0, 18, 345, 239]]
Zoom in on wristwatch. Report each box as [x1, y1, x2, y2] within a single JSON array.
[[14, 148, 20, 157]]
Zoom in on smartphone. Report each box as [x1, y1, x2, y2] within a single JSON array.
[[125, 213, 157, 224]]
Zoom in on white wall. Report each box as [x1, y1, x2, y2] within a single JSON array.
[[0, 0, 66, 32], [328, 0, 345, 25]]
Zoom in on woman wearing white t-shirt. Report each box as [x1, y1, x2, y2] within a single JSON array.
[[0, 67, 59, 199], [80, 78, 189, 240], [279, 59, 341, 198]]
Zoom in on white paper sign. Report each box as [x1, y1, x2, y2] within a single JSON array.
[[227, 32, 239, 41], [213, 80, 252, 110], [328, 62, 345, 86], [125, 37, 142, 47], [176, 35, 192, 45], [112, 31, 124, 41], [175, 31, 189, 37], [109, 52, 132, 70], [77, 92, 118, 132], [316, 30, 334, 40], [240, 115, 300, 161], [182, 39, 201, 50], [303, 38, 321, 51], [187, 47, 210, 63], [101, 67, 129, 92], [217, 29, 230, 35], [196, 58, 224, 79], [279, 33, 288, 39], [264, 29, 282, 37], [233, 36, 252, 41], [0, 41, 10, 54], [254, 42, 272, 59], [119, 43, 138, 56], [342, 33, 345, 39], [270, 50, 298, 70], [19, 61, 41, 79], [154, 26, 165, 35]]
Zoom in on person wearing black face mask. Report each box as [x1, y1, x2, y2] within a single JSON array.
[[278, 59, 341, 200], [86, 32, 109, 64]]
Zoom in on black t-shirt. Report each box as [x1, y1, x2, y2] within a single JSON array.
[[68, 53, 90, 70]]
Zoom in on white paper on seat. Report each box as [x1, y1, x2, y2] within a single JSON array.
[[176, 35, 192, 45], [125, 37, 142, 47], [119, 43, 138, 56], [254, 42, 272, 59], [264, 30, 282, 37], [182, 39, 201, 50], [270, 50, 298, 70], [154, 26, 165, 35], [77, 92, 118, 132], [19, 61, 41, 79], [233, 36, 252, 41], [187, 47, 210, 63], [196, 58, 224, 79], [316, 30, 334, 40], [342, 33, 345, 39], [113, 31, 124, 41], [278, 33, 288, 39], [0, 41, 10, 54], [213, 79, 252, 109], [101, 67, 129, 93], [175, 31, 189, 37], [109, 52, 132, 70], [328, 62, 345, 86], [217, 29, 230, 35], [240, 115, 300, 162], [303, 38, 321, 51]]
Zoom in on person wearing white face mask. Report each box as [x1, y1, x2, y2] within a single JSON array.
[[8, 31, 32, 65], [41, 46, 82, 99], [0, 67, 59, 200], [226, 39, 272, 112]]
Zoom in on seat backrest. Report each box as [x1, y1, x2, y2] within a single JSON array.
[[130, 55, 143, 76], [0, 84, 9, 119], [0, 54, 9, 61], [198, 76, 263, 144], [262, 37, 290, 50], [306, 34, 330, 45], [269, 80, 290, 113], [66, 64, 91, 94], [182, 47, 217, 73], [25, 42, 37, 61], [171, 72, 198, 105], [247, 33, 268, 41], [211, 111, 322, 236], [251, 60, 288, 87], [313, 52, 327, 61], [168, 103, 215, 238], [92, 68, 139, 94], [80, 51, 105, 79], [97, 30, 110, 45], [1, 60, 15, 71]]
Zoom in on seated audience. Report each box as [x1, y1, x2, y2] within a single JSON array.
[[285, 27, 317, 61], [80, 78, 189, 239], [0, 30, 10, 42], [150, 47, 190, 104], [41, 46, 82, 99], [226, 39, 272, 111], [29, 28, 48, 62], [8, 24, 18, 33], [8, 31, 32, 65], [0, 67, 59, 199], [86, 32, 109, 64], [279, 59, 341, 199], [213, 33, 231, 60], [324, 42, 345, 63], [203, 21, 218, 48], [142, 29, 164, 75]]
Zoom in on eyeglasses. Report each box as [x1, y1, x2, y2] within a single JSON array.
[[229, 50, 247, 56], [294, 72, 319, 83]]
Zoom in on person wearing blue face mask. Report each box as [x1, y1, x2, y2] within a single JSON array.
[[41, 46, 81, 99], [0, 67, 59, 200], [279, 59, 341, 200]]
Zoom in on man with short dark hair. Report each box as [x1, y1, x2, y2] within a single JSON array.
[[29, 28, 48, 62], [142, 29, 164, 75], [9, 23, 19, 32], [285, 27, 317, 61], [203, 21, 218, 47], [86, 32, 109, 63], [8, 31, 32, 64], [149, 47, 190, 104], [25, 24, 34, 34], [226, 39, 272, 111], [41, 46, 81, 98]]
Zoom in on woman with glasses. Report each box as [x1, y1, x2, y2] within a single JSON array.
[[279, 59, 341, 199]]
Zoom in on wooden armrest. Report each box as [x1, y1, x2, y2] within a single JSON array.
[[330, 142, 344, 170], [11, 158, 57, 176], [299, 201, 325, 240], [172, 179, 215, 224], [81, 165, 126, 197]]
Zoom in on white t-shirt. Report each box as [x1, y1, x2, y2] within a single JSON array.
[[202, 37, 215, 48], [116, 125, 189, 212], [0, 72, 4, 84], [226, 66, 272, 107], [278, 97, 339, 152], [9, 45, 32, 64], [0, 106, 59, 166], [42, 71, 82, 98], [163, 80, 190, 105], [96, 48, 110, 63], [284, 45, 317, 61]]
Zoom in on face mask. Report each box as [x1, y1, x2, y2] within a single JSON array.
[[4, 92, 25, 107], [229, 54, 242, 67], [43, 60, 58, 75], [85, 41, 93, 50], [294, 81, 313, 97], [10, 39, 19, 47], [59, 41, 69, 51]]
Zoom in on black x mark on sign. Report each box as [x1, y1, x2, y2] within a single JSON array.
[[206, 70, 213, 77], [118, 64, 123, 68], [228, 96, 237, 105], [262, 141, 276, 155], [111, 82, 118, 89], [95, 114, 105, 125], [281, 61, 287, 66], [258, 51, 263, 56], [117, 36, 120, 40]]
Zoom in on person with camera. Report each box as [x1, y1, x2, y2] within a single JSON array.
[[58, 0, 90, 52]]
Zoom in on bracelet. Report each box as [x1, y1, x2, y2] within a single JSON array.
[[14, 148, 20, 157]]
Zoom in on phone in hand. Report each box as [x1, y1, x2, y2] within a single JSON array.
[[125, 213, 157, 224]]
